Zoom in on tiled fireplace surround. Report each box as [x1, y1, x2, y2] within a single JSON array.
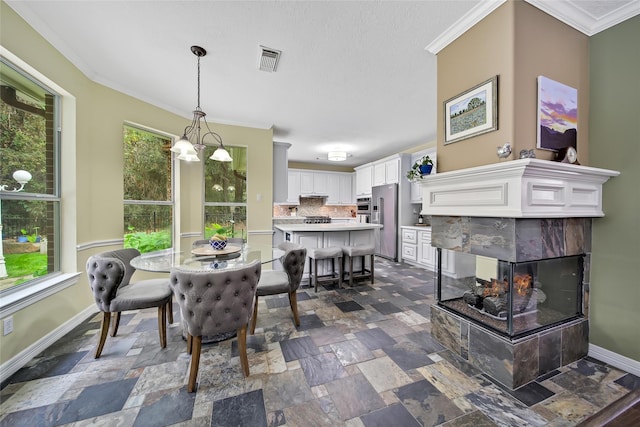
[[420, 159, 619, 389]]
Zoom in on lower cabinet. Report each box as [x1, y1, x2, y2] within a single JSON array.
[[400, 226, 435, 271], [400, 226, 475, 278]]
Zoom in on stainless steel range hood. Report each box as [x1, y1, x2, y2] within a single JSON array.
[[299, 194, 327, 198]]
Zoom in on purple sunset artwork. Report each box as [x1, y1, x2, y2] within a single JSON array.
[[537, 76, 577, 151]]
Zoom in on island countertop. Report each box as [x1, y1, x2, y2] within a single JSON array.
[[274, 223, 382, 232]]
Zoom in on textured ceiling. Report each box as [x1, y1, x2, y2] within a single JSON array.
[[5, 0, 639, 167]]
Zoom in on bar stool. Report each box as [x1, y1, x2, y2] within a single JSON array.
[[342, 244, 375, 287], [308, 247, 343, 292]]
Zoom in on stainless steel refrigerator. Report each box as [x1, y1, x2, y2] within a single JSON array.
[[371, 183, 398, 260]]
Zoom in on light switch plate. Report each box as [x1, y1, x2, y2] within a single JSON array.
[[3, 316, 14, 335]]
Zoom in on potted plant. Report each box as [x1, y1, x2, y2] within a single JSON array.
[[406, 155, 434, 182]]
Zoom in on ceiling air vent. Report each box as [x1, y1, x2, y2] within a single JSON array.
[[258, 46, 281, 72]]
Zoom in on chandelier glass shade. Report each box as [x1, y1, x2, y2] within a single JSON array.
[[170, 46, 232, 162]]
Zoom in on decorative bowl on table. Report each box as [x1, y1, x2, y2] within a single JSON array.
[[210, 239, 227, 251]]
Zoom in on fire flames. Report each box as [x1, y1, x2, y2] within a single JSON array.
[[514, 273, 532, 296], [481, 273, 532, 297], [482, 279, 508, 297]]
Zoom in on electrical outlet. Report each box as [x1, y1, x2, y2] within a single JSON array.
[[3, 316, 14, 335]]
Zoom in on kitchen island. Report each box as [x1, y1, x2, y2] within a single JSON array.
[[273, 223, 382, 278]]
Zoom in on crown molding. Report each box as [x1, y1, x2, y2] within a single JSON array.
[[425, 0, 507, 54], [526, 0, 640, 36]]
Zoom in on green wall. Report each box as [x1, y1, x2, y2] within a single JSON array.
[[589, 15, 640, 361]]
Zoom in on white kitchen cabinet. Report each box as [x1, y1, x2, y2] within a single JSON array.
[[287, 170, 301, 204], [400, 226, 434, 270], [401, 227, 418, 262], [418, 229, 436, 269], [273, 142, 291, 204], [373, 157, 400, 187], [326, 173, 340, 204], [300, 171, 328, 196], [325, 172, 353, 205], [355, 165, 372, 197], [373, 163, 386, 186], [339, 174, 353, 204]]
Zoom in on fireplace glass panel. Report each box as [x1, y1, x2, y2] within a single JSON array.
[[437, 249, 583, 338]]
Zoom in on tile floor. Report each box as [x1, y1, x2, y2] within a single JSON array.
[[1, 259, 638, 426]]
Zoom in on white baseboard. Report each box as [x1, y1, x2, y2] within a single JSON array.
[[0, 305, 97, 381], [589, 343, 640, 377]]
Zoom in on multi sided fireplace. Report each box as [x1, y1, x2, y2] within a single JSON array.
[[437, 250, 584, 339], [420, 159, 619, 389]]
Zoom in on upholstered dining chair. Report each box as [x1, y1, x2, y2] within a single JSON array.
[[169, 260, 261, 392], [250, 243, 306, 334], [86, 248, 173, 358]]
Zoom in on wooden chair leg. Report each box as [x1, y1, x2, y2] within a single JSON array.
[[157, 304, 167, 348], [238, 325, 250, 377], [187, 335, 202, 393], [187, 333, 193, 355], [167, 299, 174, 324], [337, 256, 343, 288], [95, 312, 111, 359], [110, 312, 121, 337], [250, 296, 259, 334], [289, 291, 300, 327]]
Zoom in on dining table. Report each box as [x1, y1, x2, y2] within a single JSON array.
[[130, 243, 283, 273], [130, 242, 284, 343]]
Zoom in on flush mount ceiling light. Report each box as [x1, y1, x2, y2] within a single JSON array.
[[170, 46, 232, 162], [328, 151, 347, 162]]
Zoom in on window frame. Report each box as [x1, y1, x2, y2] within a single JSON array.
[[1, 56, 62, 295], [122, 123, 176, 253], [0, 47, 77, 318], [202, 145, 247, 240]]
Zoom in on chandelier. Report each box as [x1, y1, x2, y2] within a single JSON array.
[[170, 46, 232, 162]]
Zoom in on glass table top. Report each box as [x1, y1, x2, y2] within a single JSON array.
[[130, 244, 282, 273]]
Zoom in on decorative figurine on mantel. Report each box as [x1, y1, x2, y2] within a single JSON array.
[[496, 142, 512, 159], [519, 149, 536, 159]]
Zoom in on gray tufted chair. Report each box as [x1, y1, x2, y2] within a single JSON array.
[[250, 244, 306, 334], [169, 259, 261, 392], [86, 249, 173, 358]]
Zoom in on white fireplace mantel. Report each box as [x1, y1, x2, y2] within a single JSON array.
[[420, 159, 620, 218]]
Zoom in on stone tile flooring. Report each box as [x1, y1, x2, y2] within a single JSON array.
[[1, 259, 638, 426]]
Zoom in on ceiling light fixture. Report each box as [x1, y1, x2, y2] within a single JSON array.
[[328, 151, 347, 162], [170, 46, 232, 162]]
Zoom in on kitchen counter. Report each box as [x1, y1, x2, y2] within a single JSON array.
[[274, 223, 382, 232], [401, 225, 431, 230]]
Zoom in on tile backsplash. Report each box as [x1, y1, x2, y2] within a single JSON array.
[[273, 198, 356, 218]]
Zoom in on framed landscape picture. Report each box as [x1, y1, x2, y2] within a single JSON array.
[[444, 76, 498, 144], [537, 76, 577, 151]]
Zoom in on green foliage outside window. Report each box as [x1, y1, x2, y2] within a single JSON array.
[[123, 126, 173, 253]]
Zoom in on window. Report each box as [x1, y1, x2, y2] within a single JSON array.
[[0, 57, 60, 292], [123, 125, 173, 253], [203, 145, 247, 239]]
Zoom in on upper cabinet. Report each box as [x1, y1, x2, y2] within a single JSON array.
[[289, 169, 353, 205], [300, 171, 328, 196], [373, 157, 400, 186], [354, 165, 373, 197], [273, 142, 291, 204], [286, 170, 301, 204]]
